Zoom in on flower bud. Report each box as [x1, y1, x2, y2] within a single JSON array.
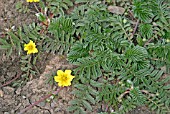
[[142, 38, 147, 41], [123, 19, 127, 24], [166, 39, 170, 42]]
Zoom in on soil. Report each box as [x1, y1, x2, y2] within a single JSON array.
[[0, 0, 36, 32], [0, 54, 75, 114], [0, 0, 158, 114]]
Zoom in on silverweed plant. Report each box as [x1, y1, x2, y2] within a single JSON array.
[[0, 0, 170, 114]]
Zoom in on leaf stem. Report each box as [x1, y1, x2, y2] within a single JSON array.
[[33, 3, 40, 13], [118, 88, 155, 102], [0, 72, 22, 88], [132, 19, 139, 38]]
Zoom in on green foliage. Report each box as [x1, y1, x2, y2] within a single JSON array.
[[0, 0, 170, 114], [19, 55, 37, 85], [66, 1, 170, 114], [147, 43, 170, 69], [12, 55, 38, 87], [67, 79, 101, 113], [0, 31, 20, 57], [133, 0, 170, 41], [133, 1, 154, 22], [0, 23, 41, 57], [0, 23, 41, 86], [43, 16, 75, 54], [75, 0, 99, 4], [39, 0, 73, 16], [139, 23, 153, 39], [125, 46, 148, 61], [129, 87, 146, 105]]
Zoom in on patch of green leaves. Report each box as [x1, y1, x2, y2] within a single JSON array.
[[43, 17, 75, 54], [1, 0, 170, 114]]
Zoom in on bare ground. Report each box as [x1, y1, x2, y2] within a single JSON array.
[[0, 54, 76, 114]]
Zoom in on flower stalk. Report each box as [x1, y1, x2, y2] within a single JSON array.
[[0, 72, 22, 88]]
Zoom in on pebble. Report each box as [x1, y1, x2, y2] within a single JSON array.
[[22, 95, 26, 99], [39, 101, 46, 107], [10, 110, 15, 114], [3, 86, 15, 95], [50, 101, 56, 108], [7, 72, 16, 78], [0, 90, 4, 97], [4, 112, 9, 114], [15, 87, 21, 95], [108, 6, 125, 14]]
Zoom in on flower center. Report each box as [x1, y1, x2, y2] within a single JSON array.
[[62, 75, 68, 81], [28, 45, 34, 50]]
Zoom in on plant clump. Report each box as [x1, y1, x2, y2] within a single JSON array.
[[0, 0, 170, 114]]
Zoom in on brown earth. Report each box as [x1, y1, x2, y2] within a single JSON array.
[[0, 54, 76, 114], [0, 0, 36, 32]]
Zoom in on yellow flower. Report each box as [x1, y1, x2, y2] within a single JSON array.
[[24, 40, 38, 54], [54, 70, 75, 87], [26, 0, 39, 2]]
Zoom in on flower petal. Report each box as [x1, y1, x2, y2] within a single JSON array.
[[29, 40, 33, 43], [24, 44, 27, 47], [27, 51, 31, 54], [24, 47, 28, 51], [58, 82, 63, 87], [57, 70, 64, 76], [54, 70, 75, 87], [24, 40, 38, 54], [67, 75, 75, 81], [65, 70, 72, 75], [33, 48, 38, 53], [65, 81, 71, 86], [54, 76, 62, 82]]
